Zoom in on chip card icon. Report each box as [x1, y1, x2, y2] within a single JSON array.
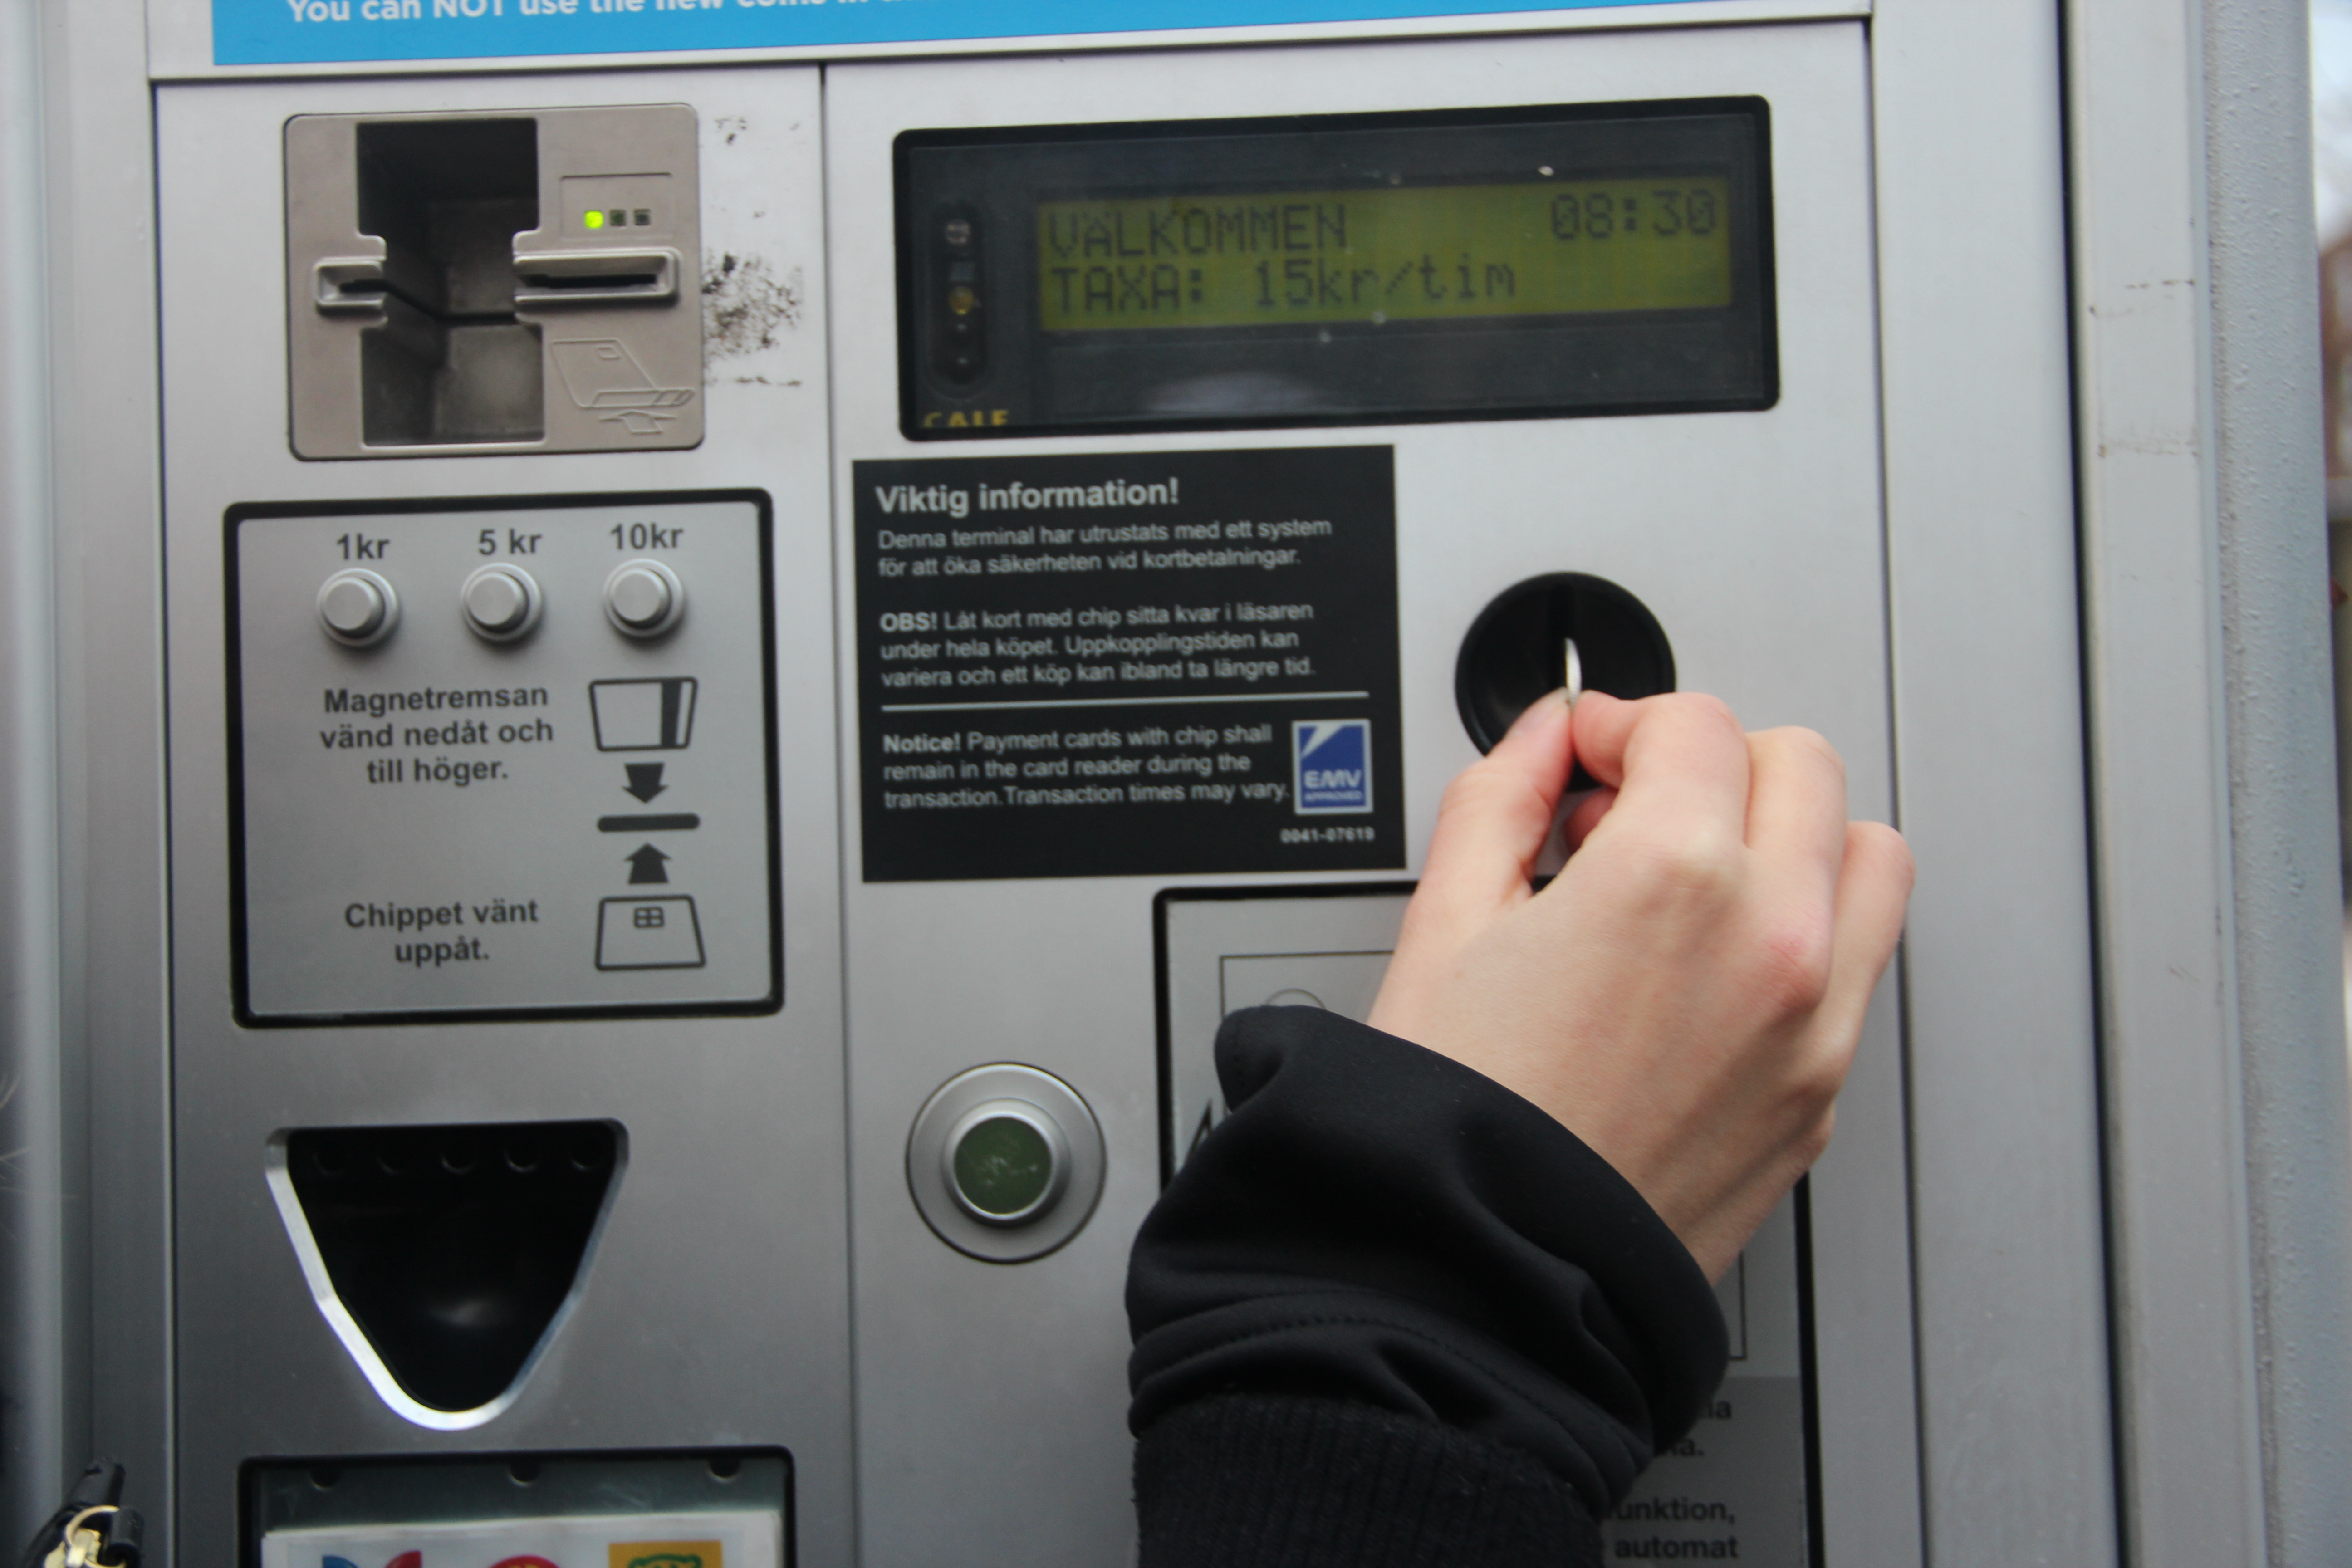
[[1293, 720, 1372, 814], [597, 896, 706, 970]]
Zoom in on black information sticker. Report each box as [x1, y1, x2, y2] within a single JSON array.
[[855, 446, 1401, 882]]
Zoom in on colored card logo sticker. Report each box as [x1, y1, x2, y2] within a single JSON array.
[[610, 1543, 721, 1568], [1293, 720, 1372, 814]]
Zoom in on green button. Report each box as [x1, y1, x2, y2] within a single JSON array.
[[951, 1114, 1055, 1219]]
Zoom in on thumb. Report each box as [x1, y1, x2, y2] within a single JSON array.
[[1402, 691, 1573, 938]]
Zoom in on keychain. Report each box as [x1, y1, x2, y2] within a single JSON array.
[[18, 1463, 139, 1568]]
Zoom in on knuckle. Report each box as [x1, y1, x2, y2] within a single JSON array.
[[1750, 913, 1836, 1016], [1623, 817, 1744, 896], [1782, 1031, 1857, 1119], [1666, 691, 1743, 740], [1854, 820, 1917, 888], [1759, 725, 1846, 779]]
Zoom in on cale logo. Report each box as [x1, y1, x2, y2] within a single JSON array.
[[919, 409, 1012, 429], [609, 1541, 724, 1568]]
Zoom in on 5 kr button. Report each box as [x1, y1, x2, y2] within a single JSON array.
[[460, 564, 544, 642]]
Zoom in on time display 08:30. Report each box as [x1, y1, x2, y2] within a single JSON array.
[[1034, 176, 1734, 332]]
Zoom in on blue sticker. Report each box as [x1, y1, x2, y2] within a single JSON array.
[[1294, 719, 1372, 815], [215, 0, 1672, 68]]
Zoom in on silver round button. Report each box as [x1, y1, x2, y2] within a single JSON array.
[[906, 1064, 1104, 1263], [316, 568, 398, 647], [459, 564, 543, 642], [603, 559, 684, 637]]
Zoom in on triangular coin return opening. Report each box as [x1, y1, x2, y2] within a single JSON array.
[[273, 1120, 624, 1422]]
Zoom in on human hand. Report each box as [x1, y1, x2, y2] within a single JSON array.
[[1366, 691, 1913, 1280]]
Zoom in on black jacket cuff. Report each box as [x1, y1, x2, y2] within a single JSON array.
[[1135, 1392, 1601, 1568], [1127, 1004, 1727, 1520]]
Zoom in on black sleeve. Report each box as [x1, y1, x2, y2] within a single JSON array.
[[1127, 1005, 1728, 1567]]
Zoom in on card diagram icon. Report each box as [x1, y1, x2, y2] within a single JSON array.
[[590, 677, 697, 751], [596, 896, 706, 970], [550, 339, 696, 436]]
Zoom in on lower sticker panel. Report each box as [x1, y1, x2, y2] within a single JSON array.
[[247, 1451, 789, 1568]]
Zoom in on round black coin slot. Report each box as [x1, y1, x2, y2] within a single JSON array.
[[950, 1113, 1058, 1224], [1455, 573, 1676, 758]]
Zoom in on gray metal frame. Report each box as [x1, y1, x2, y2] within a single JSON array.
[[17, 0, 175, 1557], [1873, 3, 2121, 1563], [2, 0, 79, 1546], [2070, 0, 2352, 1563]]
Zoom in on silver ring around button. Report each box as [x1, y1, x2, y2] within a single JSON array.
[[906, 1064, 1104, 1263]]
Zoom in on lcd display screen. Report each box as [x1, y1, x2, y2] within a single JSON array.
[[897, 100, 1774, 438], [1035, 177, 1735, 331]]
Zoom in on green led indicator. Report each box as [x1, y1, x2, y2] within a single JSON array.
[[583, 209, 603, 230]]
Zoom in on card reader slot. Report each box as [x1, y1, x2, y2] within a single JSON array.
[[348, 117, 545, 445], [511, 248, 682, 305]]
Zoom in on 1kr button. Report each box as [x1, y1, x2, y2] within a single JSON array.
[[317, 568, 398, 648]]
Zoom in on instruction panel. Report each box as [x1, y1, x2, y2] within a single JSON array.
[[1156, 887, 1816, 1567], [228, 494, 779, 1022], [853, 447, 1401, 882]]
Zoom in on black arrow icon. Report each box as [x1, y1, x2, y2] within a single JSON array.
[[625, 844, 671, 885], [623, 762, 667, 803]]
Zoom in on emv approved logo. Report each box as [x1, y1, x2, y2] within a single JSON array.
[[1294, 720, 1373, 814]]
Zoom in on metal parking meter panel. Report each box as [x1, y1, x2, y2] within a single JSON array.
[[27, 1, 2163, 1564], [155, 68, 852, 1567], [825, 24, 1916, 1568]]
